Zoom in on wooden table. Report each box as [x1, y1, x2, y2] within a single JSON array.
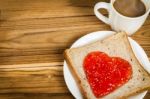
[[0, 0, 149, 99]]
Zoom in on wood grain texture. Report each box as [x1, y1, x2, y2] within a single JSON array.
[[0, 93, 73, 99], [0, 0, 149, 99]]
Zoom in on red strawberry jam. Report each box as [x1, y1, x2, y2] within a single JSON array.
[[83, 51, 132, 98]]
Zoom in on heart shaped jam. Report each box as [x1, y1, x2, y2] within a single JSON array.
[[83, 51, 132, 98]]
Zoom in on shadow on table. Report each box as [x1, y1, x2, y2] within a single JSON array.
[[69, 0, 110, 19], [69, 0, 110, 7]]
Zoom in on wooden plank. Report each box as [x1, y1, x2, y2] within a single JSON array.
[[0, 0, 109, 10], [0, 7, 93, 21], [0, 0, 70, 10], [0, 16, 111, 65], [0, 93, 73, 99], [0, 64, 69, 93]]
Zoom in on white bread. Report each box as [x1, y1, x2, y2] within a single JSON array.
[[64, 32, 150, 99]]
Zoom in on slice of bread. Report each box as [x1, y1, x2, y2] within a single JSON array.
[[64, 32, 150, 99]]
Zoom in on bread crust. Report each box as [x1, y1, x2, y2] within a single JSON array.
[[126, 34, 150, 76], [64, 50, 88, 99], [122, 33, 150, 97]]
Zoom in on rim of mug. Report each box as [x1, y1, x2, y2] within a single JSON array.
[[111, 0, 150, 19]]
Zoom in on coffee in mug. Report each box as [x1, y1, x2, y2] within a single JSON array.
[[94, 0, 150, 35], [113, 0, 146, 17]]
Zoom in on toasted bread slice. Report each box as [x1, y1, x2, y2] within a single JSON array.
[[64, 32, 150, 99]]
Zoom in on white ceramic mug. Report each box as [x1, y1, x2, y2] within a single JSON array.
[[94, 0, 150, 35]]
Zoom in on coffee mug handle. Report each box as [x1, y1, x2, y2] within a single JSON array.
[[94, 2, 110, 24]]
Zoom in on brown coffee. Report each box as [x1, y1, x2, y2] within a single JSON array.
[[113, 0, 146, 17]]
